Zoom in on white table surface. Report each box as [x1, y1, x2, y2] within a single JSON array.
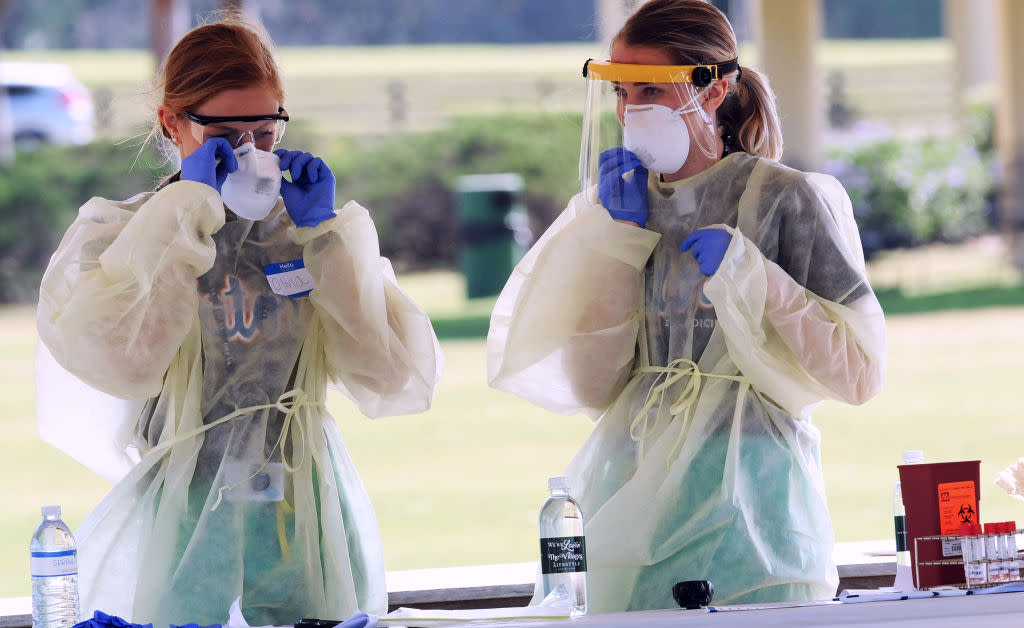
[[378, 591, 1024, 627]]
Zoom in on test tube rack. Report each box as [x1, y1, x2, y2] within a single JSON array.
[[912, 530, 1024, 590]]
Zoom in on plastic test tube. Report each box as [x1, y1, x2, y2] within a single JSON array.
[[984, 523, 1007, 582], [1004, 521, 1020, 582], [959, 523, 988, 587]]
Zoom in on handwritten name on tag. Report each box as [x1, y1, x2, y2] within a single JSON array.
[[264, 259, 315, 297]]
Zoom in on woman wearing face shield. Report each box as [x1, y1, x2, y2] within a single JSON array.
[[34, 13, 443, 626], [488, 0, 885, 612]]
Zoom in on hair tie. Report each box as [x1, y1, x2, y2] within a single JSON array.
[[735, 67, 742, 83], [721, 134, 736, 158]]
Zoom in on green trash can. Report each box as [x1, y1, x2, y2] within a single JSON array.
[[456, 173, 530, 299]]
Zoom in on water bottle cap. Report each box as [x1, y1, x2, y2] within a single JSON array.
[[548, 476, 569, 491], [41, 505, 61, 517], [902, 450, 924, 464]]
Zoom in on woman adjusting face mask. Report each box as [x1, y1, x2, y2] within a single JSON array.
[[180, 107, 289, 220], [621, 95, 712, 174], [488, 0, 884, 615], [578, 52, 736, 193], [37, 14, 443, 626]]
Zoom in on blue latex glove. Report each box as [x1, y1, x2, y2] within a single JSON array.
[[338, 612, 370, 628], [72, 611, 154, 628], [680, 228, 732, 276], [73, 610, 220, 628], [180, 137, 237, 193], [275, 149, 337, 227], [597, 147, 649, 228]]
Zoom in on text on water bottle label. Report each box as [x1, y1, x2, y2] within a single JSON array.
[[30, 549, 78, 577], [540, 536, 587, 574]]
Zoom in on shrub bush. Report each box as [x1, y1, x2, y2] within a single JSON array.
[[0, 114, 582, 301], [325, 112, 582, 270], [825, 128, 993, 259], [0, 108, 999, 303], [0, 141, 167, 302]]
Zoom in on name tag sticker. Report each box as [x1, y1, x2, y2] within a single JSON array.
[[264, 259, 315, 297]]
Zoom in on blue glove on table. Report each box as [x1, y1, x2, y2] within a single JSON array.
[[181, 137, 237, 193], [681, 228, 732, 276], [598, 147, 648, 228], [274, 149, 337, 227], [338, 612, 370, 628], [73, 610, 220, 628]]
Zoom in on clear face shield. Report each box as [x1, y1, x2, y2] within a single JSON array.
[[579, 59, 736, 194]]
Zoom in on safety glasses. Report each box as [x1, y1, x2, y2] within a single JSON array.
[[183, 107, 289, 150]]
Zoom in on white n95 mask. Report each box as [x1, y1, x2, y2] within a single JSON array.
[[220, 142, 281, 221], [622, 100, 712, 174]]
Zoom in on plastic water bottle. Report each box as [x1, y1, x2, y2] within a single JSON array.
[[893, 450, 923, 590], [538, 476, 587, 617], [30, 505, 80, 628]]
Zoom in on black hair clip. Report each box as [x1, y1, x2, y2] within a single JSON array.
[[672, 579, 715, 609], [691, 58, 740, 87], [295, 619, 342, 628], [582, 58, 593, 78]]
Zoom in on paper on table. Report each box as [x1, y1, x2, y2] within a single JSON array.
[[707, 599, 840, 612], [220, 595, 565, 628], [969, 582, 1024, 595], [378, 605, 569, 624], [224, 597, 279, 628], [376, 587, 572, 626], [837, 589, 937, 603]]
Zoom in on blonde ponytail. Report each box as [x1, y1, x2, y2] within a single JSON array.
[[717, 65, 783, 161]]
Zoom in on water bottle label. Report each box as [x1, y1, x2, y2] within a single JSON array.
[[30, 550, 77, 577], [540, 536, 587, 574], [894, 515, 908, 552]]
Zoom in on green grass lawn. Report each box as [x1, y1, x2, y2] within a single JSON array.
[[3, 262, 1024, 597]]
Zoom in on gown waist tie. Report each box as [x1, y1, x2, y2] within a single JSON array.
[[629, 358, 750, 467]]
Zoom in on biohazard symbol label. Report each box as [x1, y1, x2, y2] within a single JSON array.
[[937, 481, 977, 535], [958, 503, 976, 524]]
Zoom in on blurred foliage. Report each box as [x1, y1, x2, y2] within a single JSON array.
[[0, 0, 596, 49], [825, 104, 995, 259], [0, 0, 944, 50], [0, 113, 582, 302], [324, 112, 582, 271], [0, 106, 1002, 303], [823, 0, 942, 39], [0, 140, 166, 302]]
